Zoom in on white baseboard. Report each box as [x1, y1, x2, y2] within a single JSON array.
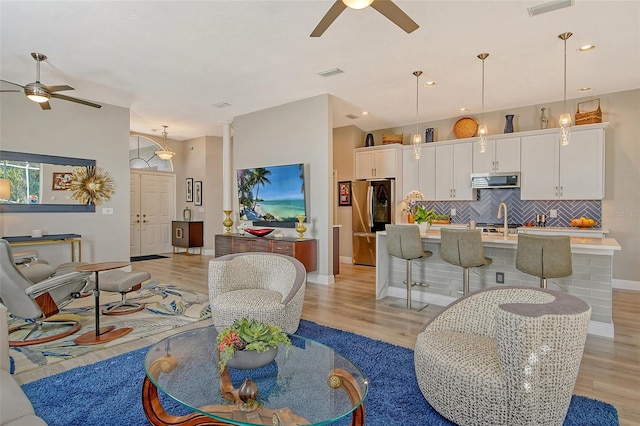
[[307, 273, 334, 286], [612, 278, 640, 291], [387, 287, 614, 338]]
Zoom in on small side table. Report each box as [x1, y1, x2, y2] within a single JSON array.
[[74, 261, 133, 345]]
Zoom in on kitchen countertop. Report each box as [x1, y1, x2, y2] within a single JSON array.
[[517, 226, 608, 234]]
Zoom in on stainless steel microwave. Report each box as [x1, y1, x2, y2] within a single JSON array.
[[471, 172, 520, 189]]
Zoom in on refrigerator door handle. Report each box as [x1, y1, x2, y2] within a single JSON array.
[[367, 185, 373, 229]]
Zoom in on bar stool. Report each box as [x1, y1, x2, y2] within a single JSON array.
[[440, 229, 492, 295], [516, 234, 572, 289], [385, 224, 432, 311]]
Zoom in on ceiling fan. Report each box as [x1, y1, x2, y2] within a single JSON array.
[[311, 0, 419, 37], [0, 52, 101, 110]]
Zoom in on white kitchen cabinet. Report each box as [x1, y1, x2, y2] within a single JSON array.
[[472, 137, 520, 173], [435, 142, 474, 200], [401, 145, 436, 201], [520, 127, 605, 200], [354, 146, 399, 180]]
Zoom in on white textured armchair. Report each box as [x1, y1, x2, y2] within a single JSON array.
[[208, 253, 306, 333], [414, 286, 591, 426]]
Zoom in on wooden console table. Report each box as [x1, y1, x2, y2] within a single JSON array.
[[2, 233, 82, 261], [215, 234, 317, 272]]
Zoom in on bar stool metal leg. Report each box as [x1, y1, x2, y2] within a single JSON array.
[[390, 259, 428, 311]]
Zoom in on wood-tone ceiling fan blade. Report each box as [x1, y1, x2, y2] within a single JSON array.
[[51, 93, 102, 109], [40, 101, 52, 110], [45, 85, 74, 93], [370, 0, 419, 33], [0, 90, 22, 93], [310, 0, 347, 37], [1, 79, 25, 89]]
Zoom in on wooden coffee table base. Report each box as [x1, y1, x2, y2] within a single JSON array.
[[142, 355, 365, 426], [74, 325, 132, 345]]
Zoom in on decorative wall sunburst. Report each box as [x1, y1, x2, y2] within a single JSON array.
[[69, 166, 114, 205]]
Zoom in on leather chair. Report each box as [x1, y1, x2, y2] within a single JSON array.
[[440, 228, 492, 295], [0, 239, 91, 347], [208, 253, 306, 333], [414, 286, 591, 426], [516, 234, 572, 289], [385, 224, 432, 311]]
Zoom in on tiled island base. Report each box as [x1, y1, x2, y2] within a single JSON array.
[[376, 232, 620, 338]]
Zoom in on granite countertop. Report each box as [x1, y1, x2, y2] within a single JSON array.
[[517, 226, 609, 234]]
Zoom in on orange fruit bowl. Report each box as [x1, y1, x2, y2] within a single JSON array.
[[571, 217, 598, 228]]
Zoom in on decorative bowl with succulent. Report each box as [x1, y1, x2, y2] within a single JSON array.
[[216, 318, 291, 373]]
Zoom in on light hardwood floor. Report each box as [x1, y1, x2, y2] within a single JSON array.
[[15, 253, 640, 425]]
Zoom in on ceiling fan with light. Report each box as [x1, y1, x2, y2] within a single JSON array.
[[311, 0, 419, 37], [0, 52, 101, 110]]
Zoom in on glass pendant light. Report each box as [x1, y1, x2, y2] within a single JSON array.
[[558, 32, 573, 146], [412, 71, 423, 160], [477, 53, 489, 153], [155, 125, 176, 160]]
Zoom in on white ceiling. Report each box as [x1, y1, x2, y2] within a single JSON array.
[[1, 1, 639, 141]]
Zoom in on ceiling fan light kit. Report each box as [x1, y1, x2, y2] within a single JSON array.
[[342, 0, 373, 10]]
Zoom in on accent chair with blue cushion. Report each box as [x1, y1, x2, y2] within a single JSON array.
[[208, 253, 306, 333], [414, 286, 591, 426]]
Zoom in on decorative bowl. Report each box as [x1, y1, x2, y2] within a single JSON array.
[[245, 228, 274, 237], [226, 347, 278, 370]]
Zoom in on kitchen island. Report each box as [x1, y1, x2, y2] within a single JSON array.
[[376, 230, 621, 337]]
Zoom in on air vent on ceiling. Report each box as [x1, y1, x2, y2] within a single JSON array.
[[212, 102, 231, 108], [528, 0, 573, 16], [345, 114, 359, 120], [318, 68, 344, 77]]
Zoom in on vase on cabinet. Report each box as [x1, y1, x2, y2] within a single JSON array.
[[425, 128, 434, 143], [223, 210, 233, 234], [295, 215, 307, 240], [183, 207, 192, 222], [365, 133, 374, 147], [504, 115, 514, 133]]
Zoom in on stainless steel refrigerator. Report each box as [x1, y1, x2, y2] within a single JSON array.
[[352, 179, 395, 266]]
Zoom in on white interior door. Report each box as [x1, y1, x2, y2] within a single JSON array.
[[131, 171, 175, 257], [130, 173, 142, 256]]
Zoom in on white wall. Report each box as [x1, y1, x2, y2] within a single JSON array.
[[233, 95, 333, 284], [0, 95, 130, 266]]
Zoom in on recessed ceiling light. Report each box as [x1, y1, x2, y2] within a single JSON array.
[[424, 81, 436, 87], [151, 128, 158, 132], [361, 111, 369, 115], [527, 0, 573, 17], [212, 102, 231, 108], [578, 87, 592, 92], [459, 107, 468, 112], [578, 44, 596, 52], [345, 114, 359, 119]]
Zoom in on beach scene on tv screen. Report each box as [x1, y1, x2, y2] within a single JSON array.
[[237, 163, 306, 222]]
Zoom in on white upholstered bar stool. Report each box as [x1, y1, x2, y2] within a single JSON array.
[[385, 224, 432, 311], [516, 234, 572, 289], [440, 229, 492, 296]]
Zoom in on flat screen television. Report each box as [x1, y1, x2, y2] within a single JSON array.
[[236, 163, 306, 225]]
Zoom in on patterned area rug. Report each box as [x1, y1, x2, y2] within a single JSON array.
[[8, 282, 211, 375]]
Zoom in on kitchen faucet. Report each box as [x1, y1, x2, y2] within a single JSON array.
[[497, 202, 508, 237]]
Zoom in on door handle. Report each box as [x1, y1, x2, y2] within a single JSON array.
[[143, 220, 148, 223]]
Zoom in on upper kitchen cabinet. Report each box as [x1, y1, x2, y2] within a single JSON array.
[[354, 145, 402, 180], [401, 145, 436, 200], [435, 142, 475, 200], [520, 124, 607, 200], [472, 137, 520, 173]]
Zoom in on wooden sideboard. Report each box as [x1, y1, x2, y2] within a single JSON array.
[[214, 234, 317, 272]]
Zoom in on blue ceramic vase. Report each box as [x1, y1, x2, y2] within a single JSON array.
[[504, 115, 514, 133]]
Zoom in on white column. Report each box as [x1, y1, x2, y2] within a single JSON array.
[[221, 121, 232, 211]]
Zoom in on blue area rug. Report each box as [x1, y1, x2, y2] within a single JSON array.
[[22, 320, 619, 425]]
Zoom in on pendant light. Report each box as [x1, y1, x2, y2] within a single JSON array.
[[477, 53, 489, 153], [412, 70, 423, 160], [155, 125, 176, 160], [558, 32, 573, 146]]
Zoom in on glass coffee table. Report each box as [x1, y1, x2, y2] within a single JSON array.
[[143, 325, 368, 425]]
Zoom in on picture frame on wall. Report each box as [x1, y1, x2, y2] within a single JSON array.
[[186, 178, 193, 202], [52, 172, 73, 190], [338, 181, 351, 206], [194, 181, 202, 206]]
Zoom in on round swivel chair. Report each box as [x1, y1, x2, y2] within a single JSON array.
[[385, 224, 432, 311], [440, 229, 492, 295], [516, 234, 572, 289]]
